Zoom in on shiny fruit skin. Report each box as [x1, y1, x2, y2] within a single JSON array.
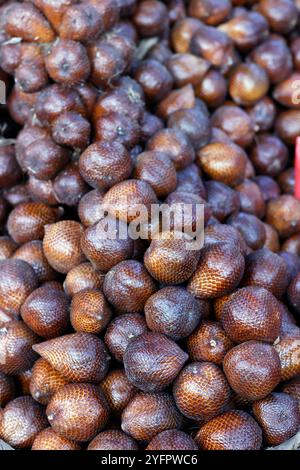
[[32, 427, 80, 450], [173, 362, 231, 422], [195, 410, 262, 450], [223, 341, 281, 401], [88, 430, 139, 450], [46, 383, 109, 442], [146, 429, 198, 450], [124, 332, 188, 392], [252, 392, 300, 446]]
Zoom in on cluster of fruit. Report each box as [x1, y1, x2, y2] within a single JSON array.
[[0, 0, 300, 451]]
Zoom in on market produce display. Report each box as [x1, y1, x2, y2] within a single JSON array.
[[0, 0, 300, 451]]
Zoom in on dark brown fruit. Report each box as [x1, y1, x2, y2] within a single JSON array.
[[197, 142, 247, 187], [252, 392, 300, 446], [103, 260, 157, 313], [52, 163, 88, 207], [241, 249, 289, 298], [144, 286, 204, 340], [0, 259, 38, 315], [78, 190, 105, 227], [204, 224, 247, 256], [102, 179, 157, 223], [0, 145, 21, 189], [70, 289, 112, 334], [0, 372, 15, 407], [173, 362, 231, 422], [274, 335, 300, 381], [88, 430, 138, 450], [235, 180, 265, 219], [104, 313, 148, 363], [187, 243, 245, 299], [43, 221, 85, 274], [211, 105, 255, 148], [0, 236, 17, 260], [21, 285, 69, 339], [144, 236, 200, 285], [12, 241, 56, 283], [281, 377, 300, 412], [256, 0, 298, 34], [223, 341, 281, 401], [124, 332, 188, 392], [33, 333, 110, 383], [246, 97, 277, 132], [81, 219, 134, 273], [0, 321, 39, 375], [0, 396, 47, 449], [100, 369, 137, 415], [29, 358, 68, 405], [63, 262, 105, 297], [79, 141, 132, 191], [227, 212, 266, 250], [134, 151, 177, 198], [195, 410, 262, 450], [221, 286, 282, 343], [229, 63, 269, 106], [32, 428, 80, 450], [121, 392, 183, 441], [205, 181, 240, 222], [133, 0, 168, 37], [5, 3, 55, 42], [287, 272, 300, 314], [147, 429, 198, 450], [187, 320, 233, 365], [147, 128, 195, 170], [195, 69, 227, 108], [46, 384, 109, 442]]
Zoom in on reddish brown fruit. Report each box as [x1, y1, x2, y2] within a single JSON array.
[[15, 369, 33, 396], [70, 289, 112, 334], [144, 236, 200, 285], [211, 106, 255, 148], [102, 179, 157, 223], [0, 259, 38, 315], [134, 151, 177, 198], [187, 243, 245, 299], [79, 141, 132, 191], [0, 372, 15, 406], [5, 3, 55, 42], [252, 393, 300, 446], [103, 260, 157, 313], [281, 378, 300, 412], [147, 429, 198, 450], [0, 236, 17, 260], [51, 112, 90, 150], [0, 320, 39, 375], [227, 212, 266, 250], [0, 396, 47, 449], [88, 430, 138, 450], [287, 272, 300, 314], [274, 336, 300, 381], [266, 195, 300, 238], [12, 241, 56, 283], [147, 128, 195, 170], [124, 332, 188, 392], [256, 0, 298, 34], [33, 333, 110, 383], [104, 313, 148, 363], [133, 0, 168, 37], [196, 69, 227, 108], [52, 163, 88, 207], [195, 410, 262, 450], [204, 224, 247, 256], [171, 18, 202, 53], [187, 320, 233, 365], [46, 384, 109, 442], [121, 392, 183, 441], [173, 362, 231, 422], [32, 428, 80, 450], [59, 4, 103, 42], [241, 249, 289, 298], [235, 180, 265, 219], [197, 142, 247, 187], [221, 286, 282, 343], [167, 53, 210, 87], [30, 358, 68, 405], [100, 369, 137, 415], [144, 286, 203, 340], [223, 341, 281, 401], [27, 176, 58, 206], [63, 262, 105, 297], [205, 181, 240, 222], [78, 190, 105, 227], [81, 219, 134, 273], [43, 221, 85, 274], [246, 97, 277, 132], [7, 202, 62, 245], [263, 223, 280, 253], [21, 285, 69, 339], [156, 84, 196, 120], [229, 63, 269, 106]]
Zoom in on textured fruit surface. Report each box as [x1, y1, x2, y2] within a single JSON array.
[[32, 427, 81, 450], [223, 341, 281, 400], [121, 392, 183, 441], [195, 410, 262, 450], [173, 362, 231, 422], [46, 383, 109, 442], [29, 358, 68, 405], [1, 396, 48, 449], [88, 430, 139, 450], [33, 333, 110, 383], [146, 430, 198, 450], [100, 369, 137, 415], [221, 286, 281, 343], [252, 392, 300, 446], [124, 332, 188, 392]]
